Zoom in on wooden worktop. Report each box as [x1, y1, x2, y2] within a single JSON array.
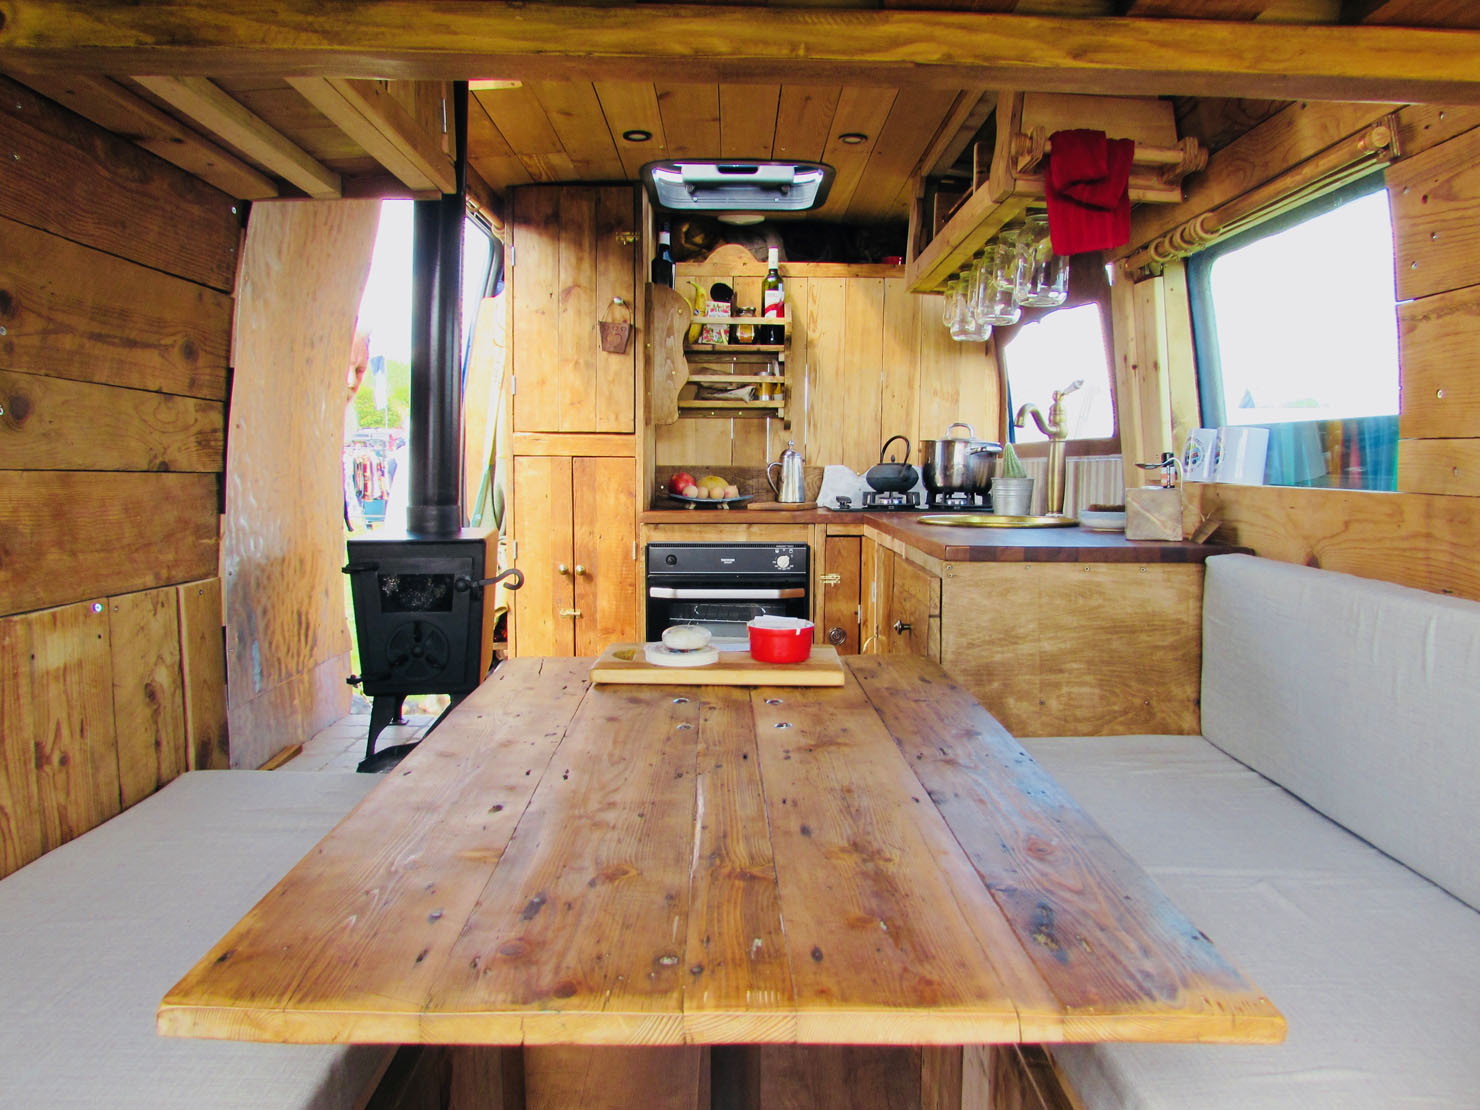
[[641, 506, 1242, 563], [160, 656, 1282, 1049]]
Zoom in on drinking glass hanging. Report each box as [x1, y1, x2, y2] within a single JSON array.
[[1013, 213, 1070, 308], [974, 240, 1021, 326]]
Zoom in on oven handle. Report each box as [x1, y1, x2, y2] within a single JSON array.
[[648, 587, 807, 600]]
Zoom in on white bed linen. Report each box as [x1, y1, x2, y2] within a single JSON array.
[[0, 770, 389, 1110]]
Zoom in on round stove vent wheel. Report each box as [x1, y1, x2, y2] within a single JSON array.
[[385, 620, 452, 681]]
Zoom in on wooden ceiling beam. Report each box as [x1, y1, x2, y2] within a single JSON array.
[[1345, 0, 1480, 28], [132, 76, 340, 197], [5, 3, 1480, 105], [287, 77, 454, 194], [11, 72, 278, 198]]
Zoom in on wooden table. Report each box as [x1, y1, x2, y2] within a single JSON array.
[[161, 656, 1281, 1102]]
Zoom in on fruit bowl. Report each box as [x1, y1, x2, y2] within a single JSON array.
[[666, 493, 753, 509]]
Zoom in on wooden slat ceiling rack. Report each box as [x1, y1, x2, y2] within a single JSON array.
[[905, 91, 1208, 294]]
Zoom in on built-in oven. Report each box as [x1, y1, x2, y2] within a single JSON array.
[[645, 542, 810, 642]]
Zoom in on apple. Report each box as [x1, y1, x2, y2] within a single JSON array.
[[668, 471, 695, 496]]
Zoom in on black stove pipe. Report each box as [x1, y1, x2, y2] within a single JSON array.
[[406, 81, 469, 537]]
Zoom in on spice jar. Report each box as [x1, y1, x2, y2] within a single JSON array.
[[733, 306, 756, 344]]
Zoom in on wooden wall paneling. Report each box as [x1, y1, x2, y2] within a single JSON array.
[[803, 278, 848, 474], [512, 188, 562, 433], [26, 600, 122, 851], [1131, 275, 1176, 466], [1393, 103, 1480, 160], [109, 586, 186, 809], [878, 279, 918, 460], [1388, 125, 1480, 301], [595, 187, 638, 434], [720, 83, 780, 159], [524, 1046, 706, 1110], [178, 578, 228, 771], [227, 655, 353, 770], [1109, 271, 1147, 490], [1397, 283, 1480, 440], [0, 614, 44, 877], [655, 82, 721, 160], [1397, 439, 1480, 497], [753, 1046, 921, 1110], [0, 215, 233, 400], [773, 86, 841, 161], [512, 455, 575, 657], [0, 370, 224, 473], [1120, 99, 1398, 259], [223, 198, 378, 771], [940, 563, 1203, 737], [1185, 483, 1480, 601], [0, 75, 240, 292], [526, 81, 625, 181], [920, 1045, 963, 1110], [1158, 261, 1202, 456], [0, 471, 217, 617], [558, 189, 600, 431], [573, 456, 637, 654], [841, 277, 887, 473]]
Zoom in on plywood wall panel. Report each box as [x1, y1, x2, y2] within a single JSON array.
[[1397, 439, 1480, 498], [0, 216, 233, 400], [109, 586, 186, 809], [0, 370, 224, 473], [178, 578, 229, 771], [224, 199, 377, 772], [26, 601, 121, 853], [0, 616, 44, 877], [0, 76, 240, 292], [1397, 283, 1480, 440], [593, 186, 638, 434], [0, 471, 218, 617], [1388, 125, 1480, 301], [1186, 484, 1480, 602]]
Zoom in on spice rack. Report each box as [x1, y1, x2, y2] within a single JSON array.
[[678, 313, 791, 422]]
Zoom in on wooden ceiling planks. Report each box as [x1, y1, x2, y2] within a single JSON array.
[[814, 86, 900, 220], [1349, 0, 1480, 28], [474, 83, 577, 183], [773, 84, 843, 161], [1120, 0, 1272, 16], [845, 86, 964, 223], [466, 93, 534, 190], [719, 83, 781, 159], [592, 81, 669, 178], [656, 82, 722, 158]]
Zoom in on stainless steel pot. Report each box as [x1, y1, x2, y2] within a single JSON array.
[[921, 423, 1002, 495]]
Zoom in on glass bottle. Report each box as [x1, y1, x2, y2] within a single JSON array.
[[651, 224, 674, 287], [761, 247, 784, 344]]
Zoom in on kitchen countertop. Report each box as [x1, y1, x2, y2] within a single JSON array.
[[640, 506, 1245, 563]]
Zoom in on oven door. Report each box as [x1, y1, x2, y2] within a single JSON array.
[[645, 583, 809, 641]]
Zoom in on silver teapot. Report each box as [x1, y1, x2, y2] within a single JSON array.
[[767, 441, 806, 503]]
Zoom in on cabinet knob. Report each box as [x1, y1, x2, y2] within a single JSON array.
[[827, 626, 847, 646], [557, 563, 570, 575], [893, 620, 911, 634], [574, 564, 587, 576]]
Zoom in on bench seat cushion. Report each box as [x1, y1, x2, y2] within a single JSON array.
[[1025, 734, 1480, 1110], [0, 770, 390, 1110]]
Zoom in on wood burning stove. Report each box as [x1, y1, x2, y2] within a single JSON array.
[[344, 83, 521, 771]]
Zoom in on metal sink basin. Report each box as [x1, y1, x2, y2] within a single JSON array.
[[915, 513, 1077, 528]]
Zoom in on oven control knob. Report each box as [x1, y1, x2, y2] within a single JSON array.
[[774, 553, 791, 570], [665, 554, 678, 565]]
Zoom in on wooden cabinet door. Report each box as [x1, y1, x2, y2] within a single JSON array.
[[881, 550, 939, 659], [511, 186, 636, 435], [511, 456, 575, 657], [572, 457, 637, 655], [821, 535, 862, 654]]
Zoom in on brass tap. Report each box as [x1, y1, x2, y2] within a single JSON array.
[[1013, 379, 1083, 516]]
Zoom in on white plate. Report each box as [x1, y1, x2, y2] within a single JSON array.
[[1079, 510, 1127, 532]]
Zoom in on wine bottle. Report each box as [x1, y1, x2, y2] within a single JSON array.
[[651, 224, 674, 287], [761, 246, 784, 344]]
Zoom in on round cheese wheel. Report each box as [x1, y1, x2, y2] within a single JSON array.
[[661, 624, 712, 651]]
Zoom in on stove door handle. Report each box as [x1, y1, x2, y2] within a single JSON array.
[[648, 587, 806, 600]]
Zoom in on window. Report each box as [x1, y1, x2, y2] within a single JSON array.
[[1187, 174, 1399, 490], [999, 301, 1117, 452]]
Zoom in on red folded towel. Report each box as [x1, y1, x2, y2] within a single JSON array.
[[1044, 129, 1135, 255]]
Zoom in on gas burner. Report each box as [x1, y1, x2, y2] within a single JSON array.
[[926, 491, 988, 511], [861, 489, 921, 510]]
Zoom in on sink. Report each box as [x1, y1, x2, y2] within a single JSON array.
[[915, 513, 1078, 528]]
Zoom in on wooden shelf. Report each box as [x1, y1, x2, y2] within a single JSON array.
[[678, 398, 784, 410], [686, 373, 787, 385], [683, 343, 786, 354], [689, 314, 790, 332]]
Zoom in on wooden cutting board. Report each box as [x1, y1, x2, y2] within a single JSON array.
[[590, 643, 845, 685], [745, 500, 817, 511]]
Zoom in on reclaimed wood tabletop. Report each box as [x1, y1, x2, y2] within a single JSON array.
[[159, 655, 1283, 1048]]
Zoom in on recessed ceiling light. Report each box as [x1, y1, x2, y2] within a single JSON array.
[[838, 132, 869, 145], [622, 129, 653, 143]]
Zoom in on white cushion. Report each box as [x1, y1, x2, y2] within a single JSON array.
[[1026, 734, 1480, 1110], [0, 770, 390, 1110], [1201, 553, 1480, 912]]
